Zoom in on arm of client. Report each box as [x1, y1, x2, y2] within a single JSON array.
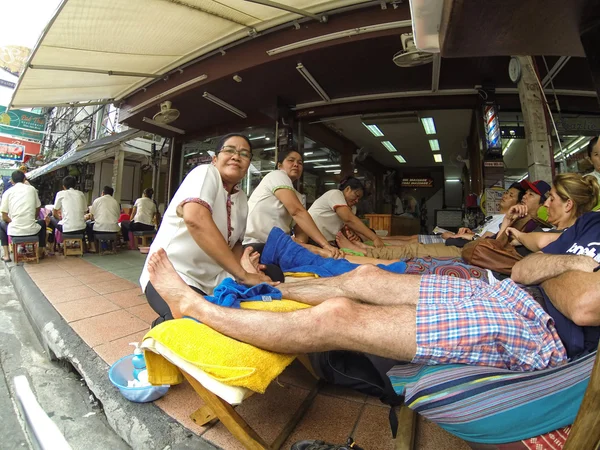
[[542, 268, 600, 326], [512, 252, 598, 285], [506, 229, 561, 253], [182, 202, 275, 286], [335, 205, 384, 248]]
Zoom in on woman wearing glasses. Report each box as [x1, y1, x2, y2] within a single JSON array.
[[243, 149, 343, 259], [140, 134, 274, 326]]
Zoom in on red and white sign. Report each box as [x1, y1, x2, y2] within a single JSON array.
[[0, 135, 41, 155]]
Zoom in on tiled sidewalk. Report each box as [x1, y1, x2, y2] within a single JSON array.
[[22, 253, 468, 450]]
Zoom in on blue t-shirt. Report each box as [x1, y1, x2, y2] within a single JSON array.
[[540, 212, 600, 359]]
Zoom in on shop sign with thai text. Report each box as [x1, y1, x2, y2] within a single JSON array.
[[401, 177, 433, 188], [0, 105, 45, 141]]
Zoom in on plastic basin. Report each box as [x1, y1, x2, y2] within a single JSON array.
[[108, 354, 169, 403]]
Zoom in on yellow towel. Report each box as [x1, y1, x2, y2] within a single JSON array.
[[284, 271, 320, 278], [143, 299, 311, 393]]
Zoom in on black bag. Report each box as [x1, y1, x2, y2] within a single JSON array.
[[309, 351, 405, 437]]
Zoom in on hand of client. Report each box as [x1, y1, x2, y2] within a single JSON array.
[[372, 236, 385, 248], [505, 227, 523, 244], [323, 244, 344, 259], [441, 232, 456, 240]]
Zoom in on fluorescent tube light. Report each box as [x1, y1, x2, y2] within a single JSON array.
[[263, 146, 276, 151], [202, 92, 247, 118], [315, 164, 341, 169], [433, 154, 442, 163], [324, 182, 336, 185], [325, 170, 341, 173], [303, 151, 314, 156], [420, 117, 436, 135], [249, 135, 266, 140], [394, 155, 406, 163], [267, 21, 412, 56], [296, 63, 330, 102], [429, 139, 440, 151], [518, 173, 528, 182], [305, 158, 328, 163], [381, 141, 397, 153], [362, 123, 384, 137], [142, 117, 185, 134], [446, 178, 461, 182], [502, 138, 515, 156]]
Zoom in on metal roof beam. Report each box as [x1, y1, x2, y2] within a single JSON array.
[[244, 0, 327, 22]]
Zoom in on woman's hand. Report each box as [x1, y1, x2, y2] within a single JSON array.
[[372, 236, 385, 248], [240, 246, 266, 275], [238, 271, 279, 287], [506, 227, 523, 245], [322, 244, 344, 259]]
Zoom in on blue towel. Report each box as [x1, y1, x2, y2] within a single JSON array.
[[261, 227, 407, 277], [205, 277, 282, 308]]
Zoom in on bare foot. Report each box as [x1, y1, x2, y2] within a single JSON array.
[[147, 248, 203, 319], [336, 232, 366, 253]]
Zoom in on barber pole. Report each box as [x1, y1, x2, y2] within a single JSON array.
[[484, 105, 501, 150]]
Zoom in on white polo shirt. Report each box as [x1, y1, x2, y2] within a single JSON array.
[[133, 197, 156, 226], [308, 189, 357, 242], [0, 182, 41, 236], [54, 188, 87, 233], [139, 164, 248, 295], [474, 214, 505, 236], [90, 194, 120, 232], [243, 170, 303, 245]]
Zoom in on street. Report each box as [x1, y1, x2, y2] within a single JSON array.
[[0, 264, 130, 450]]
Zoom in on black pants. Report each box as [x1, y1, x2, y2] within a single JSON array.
[[242, 243, 285, 282], [0, 220, 46, 247], [146, 281, 206, 326], [121, 221, 155, 242], [49, 217, 85, 236]]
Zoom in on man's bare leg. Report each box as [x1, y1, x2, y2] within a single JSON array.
[[335, 232, 368, 252], [344, 255, 401, 266], [147, 249, 417, 360], [277, 264, 421, 307]]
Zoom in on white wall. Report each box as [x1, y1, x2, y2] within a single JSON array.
[[93, 159, 140, 205]]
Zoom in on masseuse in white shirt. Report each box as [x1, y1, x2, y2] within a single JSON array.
[[85, 185, 120, 252], [140, 134, 275, 326], [50, 176, 87, 235], [120, 187, 158, 243], [243, 149, 343, 259], [0, 170, 46, 261], [308, 176, 385, 247]]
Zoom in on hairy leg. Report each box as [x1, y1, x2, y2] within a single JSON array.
[[278, 264, 421, 307], [148, 249, 417, 360], [344, 255, 401, 266]]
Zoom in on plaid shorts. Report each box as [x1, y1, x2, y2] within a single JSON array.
[[414, 275, 567, 371]]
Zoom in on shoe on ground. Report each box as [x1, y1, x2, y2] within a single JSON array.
[[291, 439, 364, 450]]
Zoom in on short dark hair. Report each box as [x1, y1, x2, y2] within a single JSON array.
[[587, 136, 599, 157], [11, 170, 26, 184], [62, 176, 76, 189], [143, 188, 154, 198], [508, 182, 526, 203], [215, 133, 252, 154], [338, 176, 364, 192], [277, 148, 303, 164], [102, 186, 114, 196]]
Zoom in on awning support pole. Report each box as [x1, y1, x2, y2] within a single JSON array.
[[28, 64, 163, 78], [244, 0, 328, 22]]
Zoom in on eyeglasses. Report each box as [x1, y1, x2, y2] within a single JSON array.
[[219, 145, 252, 160]]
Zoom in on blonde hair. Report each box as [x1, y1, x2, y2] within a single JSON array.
[[553, 173, 600, 217]]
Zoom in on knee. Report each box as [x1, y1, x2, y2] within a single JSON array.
[[347, 263, 383, 279], [316, 296, 355, 323]]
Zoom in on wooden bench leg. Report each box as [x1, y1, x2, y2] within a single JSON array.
[[181, 370, 270, 450], [190, 404, 219, 427], [395, 405, 417, 450]]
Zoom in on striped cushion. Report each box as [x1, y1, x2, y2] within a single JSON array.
[[387, 351, 596, 444]]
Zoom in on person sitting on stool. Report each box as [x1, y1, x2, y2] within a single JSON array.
[[85, 185, 120, 252], [121, 188, 159, 243], [0, 170, 46, 261], [50, 176, 87, 242]]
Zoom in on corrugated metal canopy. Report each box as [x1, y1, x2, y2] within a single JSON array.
[[26, 128, 143, 179], [9, 0, 370, 109]]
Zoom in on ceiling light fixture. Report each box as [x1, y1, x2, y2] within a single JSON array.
[[202, 92, 247, 118], [263, 146, 276, 151], [429, 139, 440, 151], [305, 158, 328, 163], [325, 169, 341, 173], [433, 154, 442, 163], [249, 135, 266, 140], [362, 123, 384, 137], [296, 63, 330, 102], [267, 20, 412, 56], [324, 182, 336, 185], [502, 138, 515, 156], [142, 117, 185, 134], [304, 151, 314, 156], [420, 117, 436, 135], [446, 178, 461, 182], [315, 164, 341, 169], [394, 155, 407, 163], [381, 141, 397, 153]]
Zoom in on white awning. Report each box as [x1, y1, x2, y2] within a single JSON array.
[[26, 129, 143, 179], [9, 0, 370, 109]]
